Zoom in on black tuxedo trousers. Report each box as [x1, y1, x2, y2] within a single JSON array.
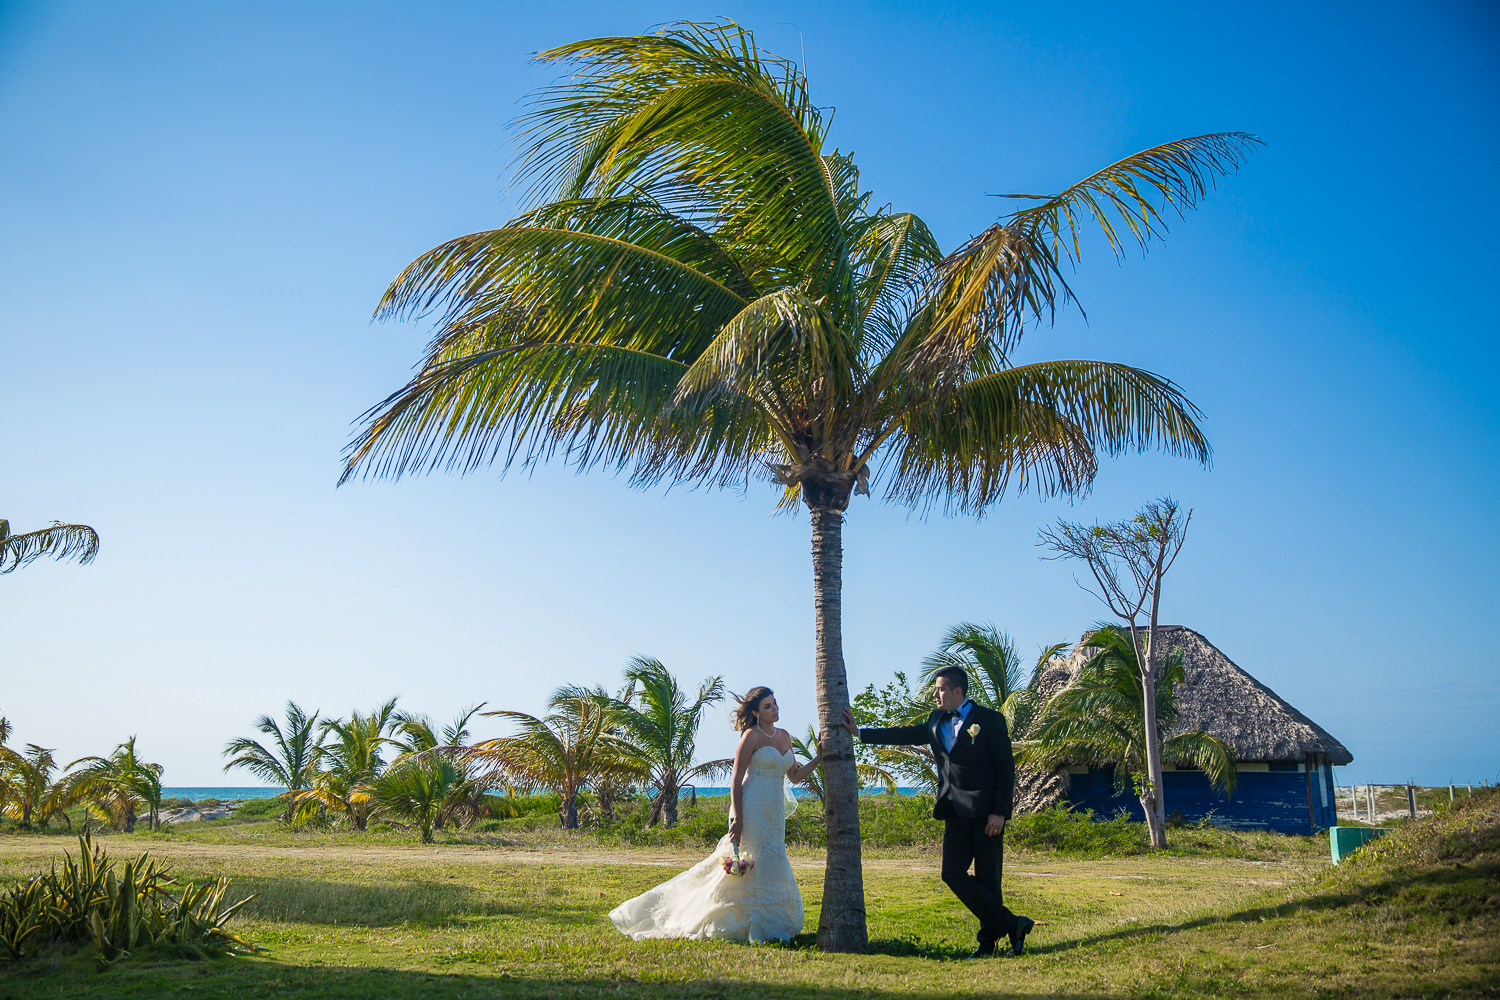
[[942, 816, 1018, 946]]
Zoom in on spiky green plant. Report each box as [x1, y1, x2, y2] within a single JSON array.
[[339, 20, 1255, 948], [0, 834, 258, 964]]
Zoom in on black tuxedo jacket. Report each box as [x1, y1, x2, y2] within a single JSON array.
[[858, 702, 1015, 821]]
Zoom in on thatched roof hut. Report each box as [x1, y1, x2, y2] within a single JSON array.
[[1019, 625, 1351, 833], [1032, 625, 1351, 764]]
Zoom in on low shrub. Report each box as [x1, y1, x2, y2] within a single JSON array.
[[1006, 805, 1149, 856], [231, 797, 285, 821], [0, 833, 260, 965]]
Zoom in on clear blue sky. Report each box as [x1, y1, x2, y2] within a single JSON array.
[[3, 1, 1496, 787]]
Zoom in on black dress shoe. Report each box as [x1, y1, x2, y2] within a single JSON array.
[[1009, 916, 1035, 956], [965, 942, 1000, 959]]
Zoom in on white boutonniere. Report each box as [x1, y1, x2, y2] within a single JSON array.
[[967, 723, 981, 739]]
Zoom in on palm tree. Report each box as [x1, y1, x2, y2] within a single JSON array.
[[0, 519, 99, 574], [65, 736, 164, 832], [466, 688, 641, 830], [391, 704, 492, 830], [338, 21, 1255, 948], [295, 698, 400, 831], [1019, 624, 1236, 841], [920, 622, 1029, 711], [0, 743, 79, 830], [221, 701, 325, 821], [372, 758, 464, 843], [609, 657, 729, 828]]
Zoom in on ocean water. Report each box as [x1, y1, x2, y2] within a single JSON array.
[[162, 787, 286, 801]]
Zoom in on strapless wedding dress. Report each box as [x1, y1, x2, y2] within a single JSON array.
[[610, 745, 805, 942]]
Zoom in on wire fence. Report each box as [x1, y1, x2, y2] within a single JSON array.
[[1333, 782, 1489, 823]]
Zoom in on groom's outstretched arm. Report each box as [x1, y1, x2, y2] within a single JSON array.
[[840, 707, 930, 746]]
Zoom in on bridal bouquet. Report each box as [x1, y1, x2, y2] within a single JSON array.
[[720, 844, 754, 877]]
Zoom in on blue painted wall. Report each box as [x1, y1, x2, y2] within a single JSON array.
[[1064, 764, 1335, 835]]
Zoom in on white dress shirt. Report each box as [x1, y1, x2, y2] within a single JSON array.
[[941, 699, 974, 752]]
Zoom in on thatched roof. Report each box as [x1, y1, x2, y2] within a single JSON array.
[[1032, 625, 1353, 765]]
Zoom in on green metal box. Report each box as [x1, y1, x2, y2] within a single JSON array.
[[1330, 825, 1386, 864]]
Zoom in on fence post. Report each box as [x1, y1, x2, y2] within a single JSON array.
[[1406, 785, 1417, 819], [1450, 784, 1455, 802]]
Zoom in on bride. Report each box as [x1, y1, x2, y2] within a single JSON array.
[[610, 686, 823, 943]]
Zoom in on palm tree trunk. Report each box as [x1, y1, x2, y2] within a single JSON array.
[[664, 776, 680, 828], [809, 507, 867, 952]]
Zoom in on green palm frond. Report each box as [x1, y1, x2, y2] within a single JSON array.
[[919, 622, 1025, 709], [0, 520, 100, 574], [885, 359, 1209, 513], [1002, 133, 1263, 262], [222, 701, 323, 792]]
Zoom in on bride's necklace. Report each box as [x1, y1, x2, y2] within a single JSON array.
[[756, 721, 776, 738]]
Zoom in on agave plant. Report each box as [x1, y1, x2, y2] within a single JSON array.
[[340, 20, 1255, 948], [0, 833, 258, 963], [1019, 624, 1237, 827], [65, 737, 164, 832]]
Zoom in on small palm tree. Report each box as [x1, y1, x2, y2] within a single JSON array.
[[1020, 624, 1236, 838], [372, 758, 464, 843], [610, 657, 729, 828], [467, 689, 641, 829], [0, 519, 99, 574], [65, 736, 164, 832], [0, 743, 79, 830], [295, 698, 400, 831], [391, 704, 491, 830], [222, 701, 325, 820]]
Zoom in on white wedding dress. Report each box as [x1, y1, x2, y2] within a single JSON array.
[[610, 745, 805, 942]]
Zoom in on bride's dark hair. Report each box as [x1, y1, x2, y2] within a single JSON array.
[[732, 687, 774, 731]]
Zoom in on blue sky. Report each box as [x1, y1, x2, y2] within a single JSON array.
[[2, 1, 1496, 787]]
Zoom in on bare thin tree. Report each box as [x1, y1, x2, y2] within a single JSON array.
[[1038, 497, 1191, 848]]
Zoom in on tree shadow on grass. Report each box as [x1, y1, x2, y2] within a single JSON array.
[[0, 960, 1126, 1000], [235, 877, 600, 929], [1021, 861, 1500, 955]]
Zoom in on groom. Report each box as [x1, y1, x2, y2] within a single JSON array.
[[841, 666, 1034, 958]]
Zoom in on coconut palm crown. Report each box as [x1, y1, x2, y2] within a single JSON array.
[[339, 21, 1258, 949]]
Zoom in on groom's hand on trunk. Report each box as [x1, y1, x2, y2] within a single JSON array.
[[839, 707, 858, 737], [985, 814, 1006, 837]]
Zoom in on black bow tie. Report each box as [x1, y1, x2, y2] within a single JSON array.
[[941, 710, 959, 721]]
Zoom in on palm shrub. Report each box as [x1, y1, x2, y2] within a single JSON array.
[[65, 737, 164, 833], [0, 743, 79, 830], [221, 700, 325, 821], [390, 704, 491, 830], [1020, 624, 1237, 834], [467, 688, 642, 829], [339, 20, 1255, 947], [0, 833, 258, 963], [371, 759, 464, 843], [610, 657, 729, 828], [294, 698, 400, 831]]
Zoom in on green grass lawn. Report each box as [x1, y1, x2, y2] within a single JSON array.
[[1, 792, 1495, 999]]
